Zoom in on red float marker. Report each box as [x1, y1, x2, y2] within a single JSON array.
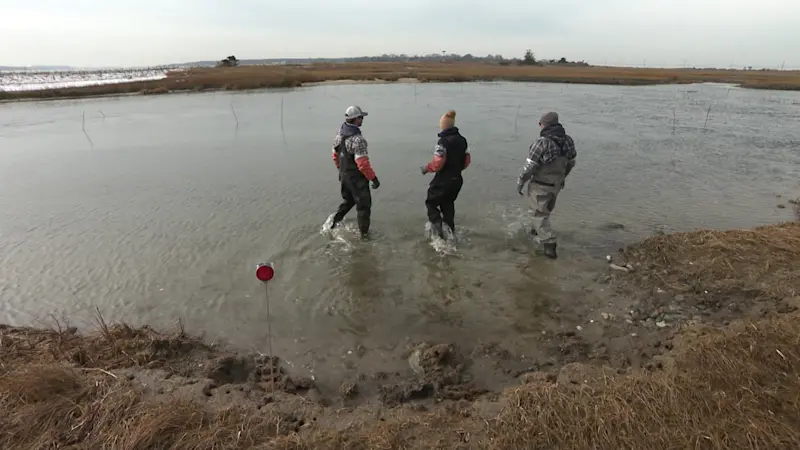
[[256, 262, 275, 282]]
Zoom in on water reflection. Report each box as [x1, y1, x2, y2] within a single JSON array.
[[332, 244, 385, 336], [418, 255, 466, 327]]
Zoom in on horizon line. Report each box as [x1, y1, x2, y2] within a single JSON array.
[[1, 53, 796, 72]]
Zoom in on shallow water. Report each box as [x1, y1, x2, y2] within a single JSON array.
[[1, 81, 798, 383]]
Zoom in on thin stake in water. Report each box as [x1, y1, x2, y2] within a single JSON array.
[[704, 105, 712, 130], [230, 102, 239, 129], [265, 282, 274, 393], [672, 107, 677, 134], [256, 262, 277, 394], [81, 111, 94, 148], [280, 96, 286, 144]]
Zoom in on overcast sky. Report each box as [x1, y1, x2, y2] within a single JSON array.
[[1, 0, 797, 69]]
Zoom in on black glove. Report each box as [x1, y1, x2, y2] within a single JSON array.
[[420, 165, 429, 175], [371, 177, 380, 189], [517, 181, 525, 196]]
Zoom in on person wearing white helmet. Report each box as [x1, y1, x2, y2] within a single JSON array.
[[330, 105, 380, 239]]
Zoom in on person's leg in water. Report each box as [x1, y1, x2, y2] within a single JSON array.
[[439, 176, 463, 236], [528, 182, 560, 258], [425, 181, 446, 239], [351, 177, 372, 239], [332, 180, 356, 228]]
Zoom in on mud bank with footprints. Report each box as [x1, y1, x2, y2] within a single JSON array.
[[2, 220, 800, 449]]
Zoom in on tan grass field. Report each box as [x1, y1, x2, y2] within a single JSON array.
[[2, 62, 799, 102]]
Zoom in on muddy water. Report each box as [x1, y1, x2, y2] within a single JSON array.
[[1, 82, 799, 388]]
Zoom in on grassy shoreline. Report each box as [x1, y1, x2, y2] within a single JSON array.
[[2, 221, 799, 449], [2, 62, 800, 103]]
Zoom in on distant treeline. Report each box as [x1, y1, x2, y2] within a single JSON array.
[[185, 53, 591, 68], [3, 53, 590, 72], [331, 53, 590, 66]]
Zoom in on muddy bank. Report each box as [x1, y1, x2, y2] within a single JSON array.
[[611, 222, 800, 324], [2, 222, 800, 449]]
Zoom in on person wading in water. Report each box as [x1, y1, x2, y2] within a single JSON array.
[[330, 105, 380, 239], [516, 111, 577, 259], [420, 110, 471, 239]]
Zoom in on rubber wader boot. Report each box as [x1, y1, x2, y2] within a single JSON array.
[[543, 243, 557, 259], [434, 222, 445, 240]]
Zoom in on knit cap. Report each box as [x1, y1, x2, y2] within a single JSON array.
[[440, 110, 456, 130], [540, 111, 559, 126]]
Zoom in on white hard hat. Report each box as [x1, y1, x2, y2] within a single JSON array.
[[345, 105, 368, 120]]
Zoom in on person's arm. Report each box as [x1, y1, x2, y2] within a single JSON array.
[[564, 136, 576, 177], [518, 138, 545, 186], [352, 135, 377, 180], [332, 134, 341, 169], [565, 158, 576, 177], [463, 138, 471, 170], [424, 140, 447, 173]]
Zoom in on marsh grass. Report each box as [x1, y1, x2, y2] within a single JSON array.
[[2, 62, 799, 102]]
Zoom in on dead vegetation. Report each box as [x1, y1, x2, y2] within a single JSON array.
[[3, 223, 800, 449], [491, 312, 800, 449], [2, 62, 800, 101], [0, 365, 294, 449], [618, 222, 800, 302], [0, 309, 212, 372]]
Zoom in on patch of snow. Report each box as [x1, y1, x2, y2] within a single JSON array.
[[0, 67, 178, 92]]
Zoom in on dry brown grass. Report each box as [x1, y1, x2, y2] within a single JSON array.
[[0, 309, 211, 372], [2, 62, 799, 102], [492, 312, 800, 449], [0, 359, 470, 449], [620, 222, 800, 300], [273, 411, 486, 450], [0, 364, 293, 449]]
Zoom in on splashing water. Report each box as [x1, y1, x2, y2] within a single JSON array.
[[425, 222, 459, 255], [320, 214, 358, 251]]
